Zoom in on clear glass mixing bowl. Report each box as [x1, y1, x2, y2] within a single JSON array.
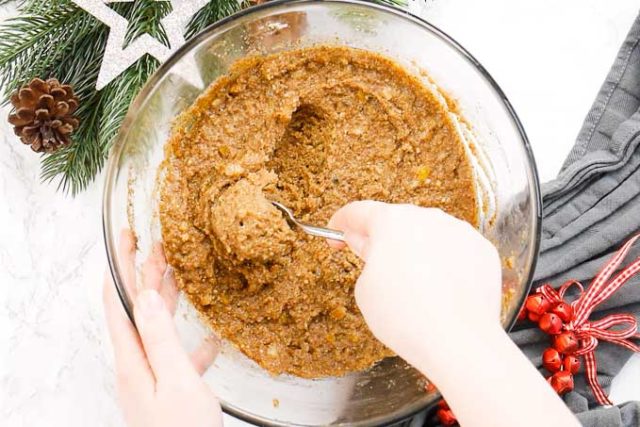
[[103, 1, 542, 425]]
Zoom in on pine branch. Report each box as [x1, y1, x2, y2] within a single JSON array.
[[38, 36, 107, 193], [40, 1, 167, 194], [41, 56, 158, 194], [115, 0, 172, 47], [185, 0, 248, 40], [0, 2, 102, 101], [40, 91, 103, 194], [97, 55, 158, 162]]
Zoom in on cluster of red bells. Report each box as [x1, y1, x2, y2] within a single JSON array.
[[518, 293, 581, 395]]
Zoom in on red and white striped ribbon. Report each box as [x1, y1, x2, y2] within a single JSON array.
[[535, 233, 640, 406]]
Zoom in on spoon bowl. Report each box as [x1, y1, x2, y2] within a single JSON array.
[[271, 201, 346, 242]]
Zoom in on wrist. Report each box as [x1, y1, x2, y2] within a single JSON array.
[[410, 321, 510, 386], [420, 323, 580, 427]]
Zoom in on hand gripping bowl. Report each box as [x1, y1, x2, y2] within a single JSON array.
[[103, 1, 541, 425]]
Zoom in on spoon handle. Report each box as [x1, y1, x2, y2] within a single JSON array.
[[298, 222, 345, 242]]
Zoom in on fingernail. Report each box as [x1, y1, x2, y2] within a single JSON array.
[[137, 289, 164, 315], [163, 266, 174, 281]]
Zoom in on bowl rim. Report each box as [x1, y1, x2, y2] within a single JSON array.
[[102, 0, 542, 425]]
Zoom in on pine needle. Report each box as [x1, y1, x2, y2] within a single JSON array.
[[185, 0, 247, 40], [375, 0, 408, 6]]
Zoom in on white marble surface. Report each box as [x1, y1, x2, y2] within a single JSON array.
[[1, 1, 640, 426]]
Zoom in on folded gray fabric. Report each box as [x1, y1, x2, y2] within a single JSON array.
[[510, 11, 640, 427]]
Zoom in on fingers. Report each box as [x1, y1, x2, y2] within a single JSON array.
[[190, 336, 221, 376], [103, 271, 154, 395], [142, 242, 179, 314], [142, 242, 167, 292], [139, 244, 214, 375], [160, 268, 179, 315], [327, 200, 387, 258], [118, 229, 139, 298], [327, 200, 386, 232], [134, 289, 200, 386], [110, 232, 210, 393]]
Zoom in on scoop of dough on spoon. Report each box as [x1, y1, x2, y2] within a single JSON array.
[[271, 201, 345, 242]]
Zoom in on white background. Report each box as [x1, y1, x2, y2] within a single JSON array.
[[1, 0, 639, 425]]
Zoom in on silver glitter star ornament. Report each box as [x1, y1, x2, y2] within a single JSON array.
[[71, 0, 209, 90]]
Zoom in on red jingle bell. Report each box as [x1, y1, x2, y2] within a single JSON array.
[[527, 311, 541, 322], [436, 408, 457, 426], [437, 399, 448, 409], [539, 312, 563, 335], [549, 371, 574, 395], [517, 307, 528, 321], [551, 302, 573, 323], [542, 347, 563, 373], [553, 331, 579, 354], [563, 355, 581, 374], [525, 294, 551, 315]]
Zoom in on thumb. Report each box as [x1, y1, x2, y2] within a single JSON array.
[[327, 200, 386, 259], [134, 289, 199, 385]]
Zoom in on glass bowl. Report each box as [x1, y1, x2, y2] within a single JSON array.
[[103, 1, 541, 425]]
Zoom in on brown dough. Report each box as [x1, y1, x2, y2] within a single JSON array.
[[160, 46, 478, 378]]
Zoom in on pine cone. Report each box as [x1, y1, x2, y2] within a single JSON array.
[[8, 78, 80, 153]]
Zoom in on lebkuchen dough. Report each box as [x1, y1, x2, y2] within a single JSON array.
[[159, 46, 478, 378]]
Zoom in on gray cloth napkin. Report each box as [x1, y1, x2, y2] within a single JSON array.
[[509, 11, 640, 427]]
